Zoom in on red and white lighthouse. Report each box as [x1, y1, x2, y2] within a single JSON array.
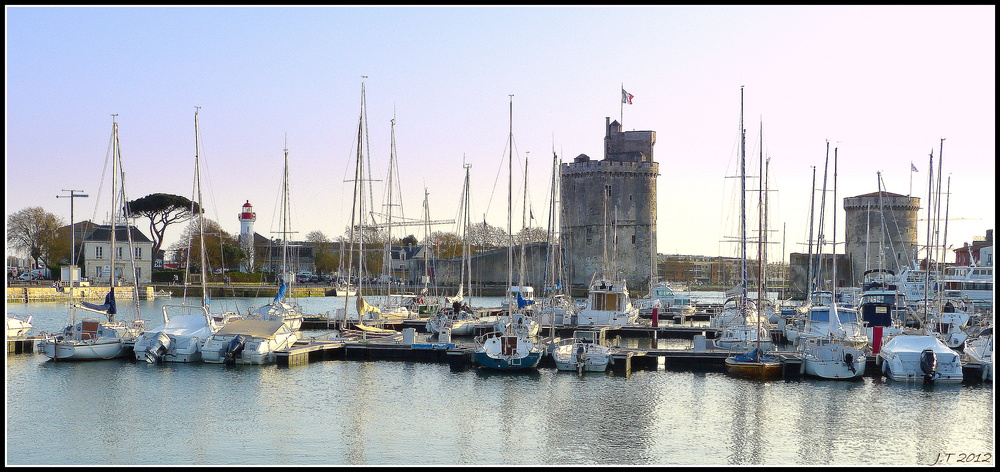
[[238, 200, 256, 272]]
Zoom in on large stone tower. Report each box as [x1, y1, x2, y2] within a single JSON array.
[[560, 118, 659, 291], [843, 191, 920, 285]]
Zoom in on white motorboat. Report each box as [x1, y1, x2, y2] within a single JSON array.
[[201, 319, 297, 365], [133, 305, 223, 363], [963, 326, 993, 381], [6, 314, 33, 338], [576, 277, 640, 327], [878, 334, 963, 383], [552, 329, 614, 373]]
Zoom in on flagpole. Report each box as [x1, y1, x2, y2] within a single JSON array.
[[909, 161, 913, 196], [620, 83, 624, 126]]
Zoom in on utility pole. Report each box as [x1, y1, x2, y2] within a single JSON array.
[[57, 189, 89, 283]]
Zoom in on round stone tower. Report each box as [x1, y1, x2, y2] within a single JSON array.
[[560, 118, 659, 291], [843, 191, 920, 286]]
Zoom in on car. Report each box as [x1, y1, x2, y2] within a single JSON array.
[[17, 273, 34, 281]]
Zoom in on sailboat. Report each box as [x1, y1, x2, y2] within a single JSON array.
[[491, 152, 541, 338], [339, 81, 398, 339], [473, 96, 544, 370], [537, 150, 578, 329], [427, 164, 480, 336], [247, 140, 304, 332], [133, 108, 237, 363], [723, 88, 782, 380], [40, 117, 144, 361]]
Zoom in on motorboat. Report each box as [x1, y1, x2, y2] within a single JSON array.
[[133, 304, 223, 363], [576, 277, 639, 327], [878, 334, 963, 383], [552, 329, 614, 373], [201, 319, 297, 365], [963, 326, 992, 381], [635, 281, 693, 318], [6, 314, 33, 338]]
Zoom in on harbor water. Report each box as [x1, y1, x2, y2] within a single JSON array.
[[5, 293, 995, 466]]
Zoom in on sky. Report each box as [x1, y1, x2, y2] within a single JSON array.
[[6, 5, 996, 264]]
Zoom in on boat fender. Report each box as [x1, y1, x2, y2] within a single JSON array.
[[919, 348, 937, 382]]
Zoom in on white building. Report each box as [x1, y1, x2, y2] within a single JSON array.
[[82, 224, 154, 284]]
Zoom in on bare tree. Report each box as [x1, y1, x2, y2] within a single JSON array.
[[7, 207, 64, 270]]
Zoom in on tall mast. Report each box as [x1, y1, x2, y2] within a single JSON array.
[[281, 136, 291, 295], [109, 116, 119, 322], [739, 86, 747, 311], [507, 95, 514, 312], [194, 108, 208, 310], [923, 148, 934, 329], [832, 146, 838, 301], [806, 166, 816, 305]]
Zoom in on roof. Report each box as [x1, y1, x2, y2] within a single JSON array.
[[83, 225, 152, 243]]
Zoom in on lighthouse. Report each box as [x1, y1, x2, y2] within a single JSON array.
[[238, 200, 256, 272]]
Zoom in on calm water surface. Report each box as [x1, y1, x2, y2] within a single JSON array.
[[5, 294, 995, 466]]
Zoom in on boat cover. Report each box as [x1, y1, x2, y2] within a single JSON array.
[[882, 335, 956, 355], [213, 319, 285, 338]]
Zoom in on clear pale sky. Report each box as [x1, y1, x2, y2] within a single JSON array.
[[6, 5, 995, 263]]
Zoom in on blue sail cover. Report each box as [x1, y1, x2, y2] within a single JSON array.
[[82, 286, 117, 315], [516, 292, 535, 309], [274, 281, 287, 302], [733, 347, 774, 363]]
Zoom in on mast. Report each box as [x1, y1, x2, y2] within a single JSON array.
[[109, 116, 119, 323], [753, 120, 763, 350], [816, 141, 830, 295], [739, 86, 747, 312], [281, 136, 291, 299], [519, 153, 528, 291], [344, 82, 366, 326], [194, 108, 208, 310], [507, 95, 514, 313], [832, 146, 838, 302], [806, 166, 816, 305], [923, 148, 934, 330]]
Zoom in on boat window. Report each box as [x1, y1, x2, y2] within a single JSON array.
[[838, 310, 859, 323], [809, 309, 829, 322]]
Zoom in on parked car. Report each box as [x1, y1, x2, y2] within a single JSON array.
[[17, 273, 34, 281]]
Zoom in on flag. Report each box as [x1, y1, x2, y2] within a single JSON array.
[[911, 162, 918, 172], [622, 88, 634, 105]]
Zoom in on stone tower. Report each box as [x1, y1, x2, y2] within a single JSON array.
[[560, 118, 659, 290], [843, 191, 920, 285]]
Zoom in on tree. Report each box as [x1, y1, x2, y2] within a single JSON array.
[[167, 218, 244, 272], [426, 231, 464, 259], [467, 221, 508, 251], [306, 230, 329, 243], [127, 193, 200, 263], [7, 207, 64, 270], [397, 234, 417, 246]]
